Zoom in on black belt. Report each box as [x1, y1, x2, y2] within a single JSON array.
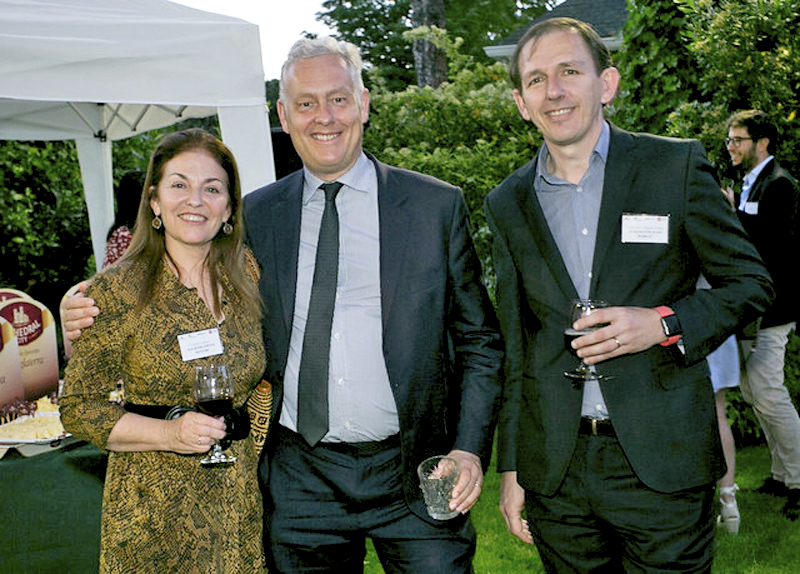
[[125, 403, 250, 441], [278, 424, 400, 455], [579, 417, 615, 437], [124, 403, 194, 420]]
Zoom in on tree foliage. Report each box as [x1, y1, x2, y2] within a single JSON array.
[[319, 0, 551, 90], [668, 0, 800, 177], [610, 0, 701, 135], [6, 4, 799, 436], [364, 31, 536, 283], [444, 0, 551, 59], [0, 140, 90, 316], [364, 17, 800, 444], [661, 0, 800, 442], [319, 0, 416, 91]]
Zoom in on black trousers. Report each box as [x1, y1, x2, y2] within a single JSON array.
[[264, 426, 476, 573], [526, 432, 716, 573]]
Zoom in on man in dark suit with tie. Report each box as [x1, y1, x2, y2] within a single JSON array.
[[725, 109, 800, 518], [243, 37, 503, 572], [484, 18, 773, 572]]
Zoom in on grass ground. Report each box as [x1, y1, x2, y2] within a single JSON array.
[[364, 443, 800, 573]]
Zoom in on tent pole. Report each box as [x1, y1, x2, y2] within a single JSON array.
[[76, 137, 114, 271]]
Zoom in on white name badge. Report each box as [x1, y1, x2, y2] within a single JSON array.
[[621, 214, 670, 244], [178, 328, 224, 362], [742, 201, 759, 215]]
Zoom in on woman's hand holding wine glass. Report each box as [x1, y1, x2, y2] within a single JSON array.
[[192, 364, 236, 466], [162, 410, 226, 455]]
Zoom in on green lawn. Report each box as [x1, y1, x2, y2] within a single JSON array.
[[364, 443, 800, 573]]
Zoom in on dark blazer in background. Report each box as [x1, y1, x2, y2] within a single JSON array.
[[736, 158, 799, 328], [243, 151, 503, 523], [485, 125, 774, 496]]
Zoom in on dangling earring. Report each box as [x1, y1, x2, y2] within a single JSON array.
[[152, 215, 162, 230], [222, 221, 233, 235]]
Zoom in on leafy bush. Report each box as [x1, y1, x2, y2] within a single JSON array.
[[611, 0, 701, 135], [4, 12, 797, 444], [367, 22, 799, 445], [365, 34, 538, 289], [0, 140, 91, 315], [672, 0, 800, 175]]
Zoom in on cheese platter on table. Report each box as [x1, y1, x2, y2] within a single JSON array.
[[0, 391, 78, 458]]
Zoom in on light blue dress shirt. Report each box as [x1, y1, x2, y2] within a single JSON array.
[[535, 122, 611, 420], [279, 153, 400, 442], [739, 155, 773, 211]]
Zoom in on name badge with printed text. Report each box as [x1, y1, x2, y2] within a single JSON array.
[[178, 328, 224, 362], [621, 214, 670, 244], [742, 202, 759, 215]]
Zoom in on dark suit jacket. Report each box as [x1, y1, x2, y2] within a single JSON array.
[[736, 158, 799, 327], [485, 125, 774, 496], [243, 152, 503, 522]]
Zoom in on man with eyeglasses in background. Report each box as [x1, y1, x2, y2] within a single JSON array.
[[725, 109, 800, 519]]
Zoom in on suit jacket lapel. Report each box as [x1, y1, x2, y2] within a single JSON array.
[[513, 160, 578, 302], [591, 126, 636, 295], [270, 171, 304, 331], [747, 158, 775, 204], [372, 155, 412, 326]]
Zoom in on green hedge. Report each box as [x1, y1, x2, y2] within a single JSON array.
[[0, 140, 92, 316], [365, 58, 539, 291]]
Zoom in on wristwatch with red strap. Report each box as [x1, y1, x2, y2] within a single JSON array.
[[656, 306, 682, 347]]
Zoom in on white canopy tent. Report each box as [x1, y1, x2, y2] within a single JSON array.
[[0, 0, 275, 269]]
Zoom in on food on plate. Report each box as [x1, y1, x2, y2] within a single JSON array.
[[0, 393, 66, 441]]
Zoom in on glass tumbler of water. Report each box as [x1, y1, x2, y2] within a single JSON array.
[[417, 455, 461, 520]]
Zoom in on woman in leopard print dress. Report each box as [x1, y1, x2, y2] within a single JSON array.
[[62, 129, 267, 573]]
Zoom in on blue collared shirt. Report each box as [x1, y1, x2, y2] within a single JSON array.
[[535, 122, 610, 419], [280, 153, 400, 442], [739, 155, 774, 209]]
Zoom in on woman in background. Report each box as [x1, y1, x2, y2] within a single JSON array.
[[102, 170, 144, 268], [699, 273, 741, 535], [709, 334, 741, 535]]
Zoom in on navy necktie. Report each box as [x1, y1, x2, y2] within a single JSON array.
[[297, 182, 342, 447]]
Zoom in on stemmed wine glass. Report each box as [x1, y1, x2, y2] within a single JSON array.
[[564, 299, 610, 384], [193, 364, 236, 466]]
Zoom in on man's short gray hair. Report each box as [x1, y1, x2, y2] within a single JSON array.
[[279, 36, 365, 101]]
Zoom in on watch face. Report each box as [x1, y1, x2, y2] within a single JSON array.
[[662, 314, 682, 336]]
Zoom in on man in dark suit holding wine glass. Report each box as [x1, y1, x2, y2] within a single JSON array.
[[485, 17, 774, 572]]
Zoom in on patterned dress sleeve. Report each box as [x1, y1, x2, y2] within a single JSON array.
[[243, 246, 261, 282], [60, 266, 135, 450]]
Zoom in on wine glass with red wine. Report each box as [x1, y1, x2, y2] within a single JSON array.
[[564, 299, 610, 384], [193, 364, 236, 466]]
